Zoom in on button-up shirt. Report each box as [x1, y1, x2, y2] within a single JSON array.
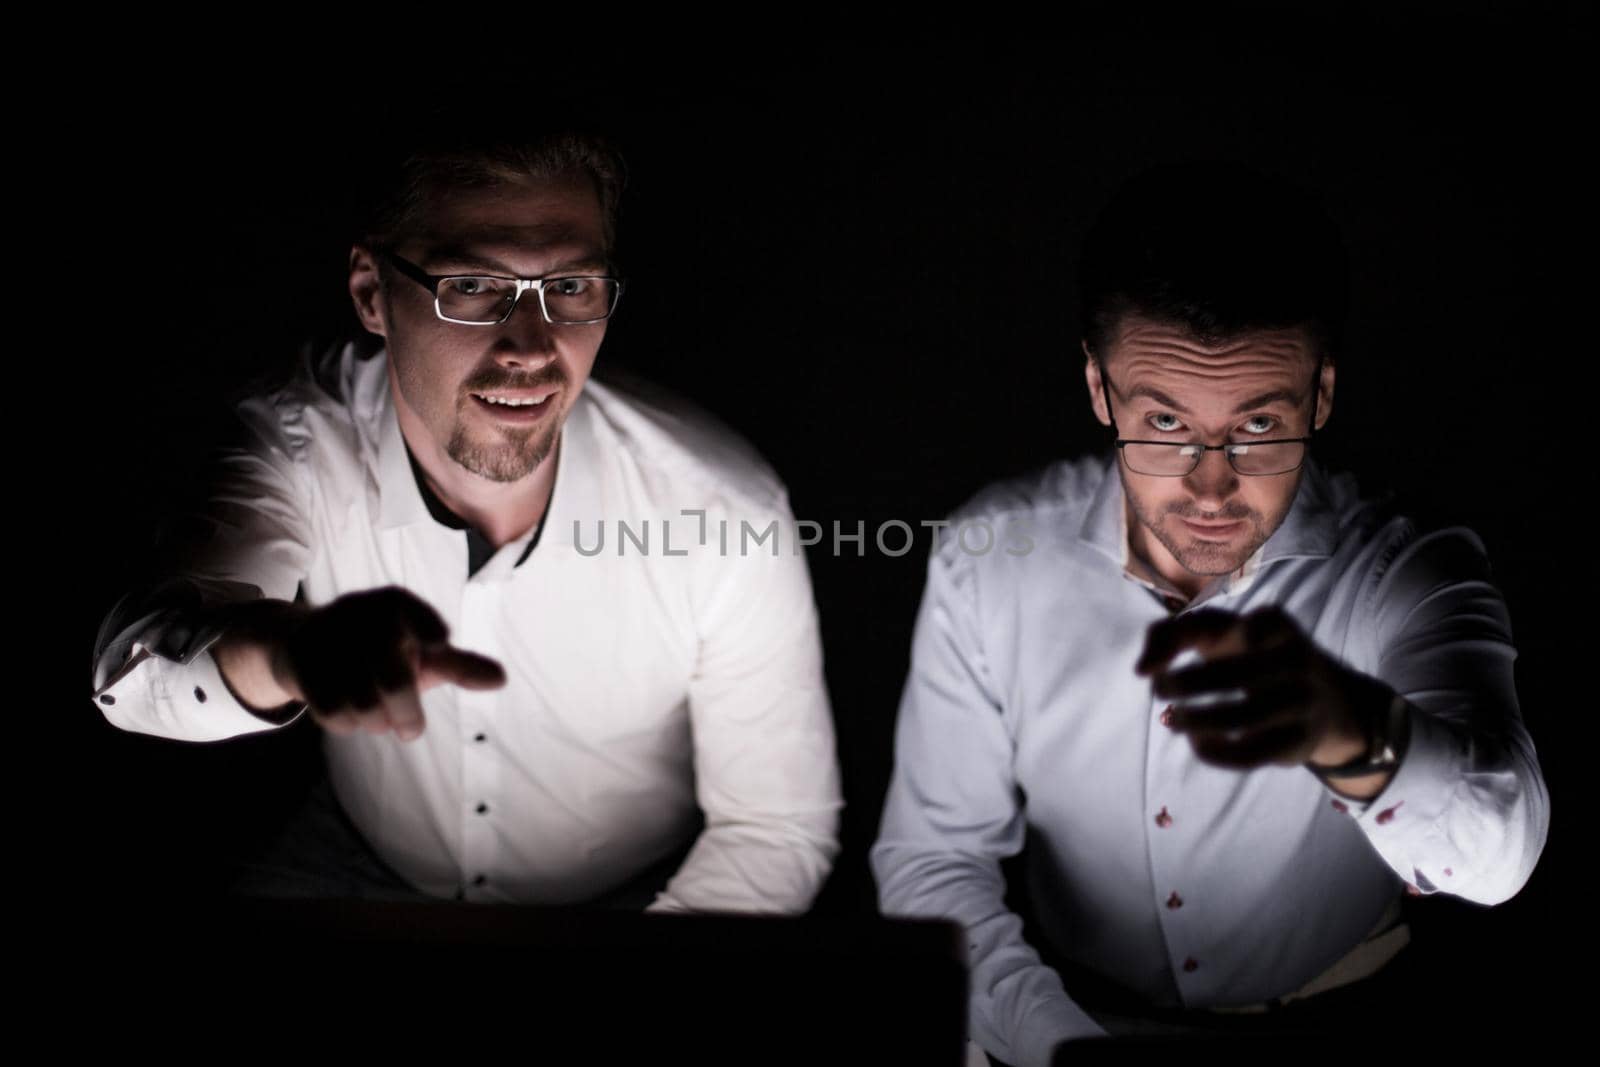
[[870, 450, 1549, 1067], [92, 339, 842, 912]]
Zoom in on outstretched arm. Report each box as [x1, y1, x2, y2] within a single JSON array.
[[92, 381, 316, 741], [1338, 522, 1549, 904], [1145, 520, 1550, 906]]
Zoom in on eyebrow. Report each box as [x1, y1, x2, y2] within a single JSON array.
[[1126, 385, 1302, 416], [1229, 389, 1303, 415]]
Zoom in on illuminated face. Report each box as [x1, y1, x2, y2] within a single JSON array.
[[349, 174, 611, 483], [1086, 316, 1335, 589]]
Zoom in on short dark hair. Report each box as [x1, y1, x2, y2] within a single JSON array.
[[1079, 163, 1348, 365], [352, 109, 628, 263]]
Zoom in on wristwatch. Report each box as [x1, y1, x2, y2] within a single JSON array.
[[1307, 691, 1410, 780]]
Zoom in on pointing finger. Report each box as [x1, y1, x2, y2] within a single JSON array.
[[1165, 679, 1310, 734], [1153, 647, 1308, 700], [1135, 609, 1245, 675], [417, 645, 507, 692]]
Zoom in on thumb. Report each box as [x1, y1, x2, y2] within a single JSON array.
[[416, 644, 507, 692]]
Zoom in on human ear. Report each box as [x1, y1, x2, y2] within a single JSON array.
[[348, 244, 389, 338], [1083, 341, 1111, 427], [1315, 358, 1336, 430]]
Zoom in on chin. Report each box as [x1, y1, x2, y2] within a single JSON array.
[[1167, 527, 1248, 571], [449, 428, 557, 483]]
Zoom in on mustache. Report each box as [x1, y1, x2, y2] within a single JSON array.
[[462, 369, 566, 395]]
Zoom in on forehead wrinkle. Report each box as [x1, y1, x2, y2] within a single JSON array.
[[1114, 358, 1306, 424], [1118, 351, 1304, 385], [1108, 321, 1316, 414], [1115, 318, 1314, 358]]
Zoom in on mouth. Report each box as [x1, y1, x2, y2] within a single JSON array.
[[1181, 517, 1244, 539], [469, 387, 560, 423]]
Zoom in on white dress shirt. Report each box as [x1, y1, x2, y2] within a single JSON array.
[[92, 339, 842, 913], [871, 450, 1549, 1067]]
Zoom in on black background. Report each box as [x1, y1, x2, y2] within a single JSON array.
[[71, 16, 1582, 1033]]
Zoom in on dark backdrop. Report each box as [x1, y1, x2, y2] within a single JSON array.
[[69, 21, 1581, 1031]]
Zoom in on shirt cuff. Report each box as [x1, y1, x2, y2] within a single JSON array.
[[1325, 704, 1463, 890], [1013, 992, 1110, 1066], [95, 639, 308, 741]]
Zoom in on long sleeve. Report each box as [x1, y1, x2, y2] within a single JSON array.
[[1335, 521, 1550, 905], [90, 381, 317, 741], [871, 537, 1107, 1067], [646, 502, 842, 914]]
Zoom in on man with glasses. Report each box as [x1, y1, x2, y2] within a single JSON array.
[[90, 122, 842, 913], [872, 165, 1548, 1065]]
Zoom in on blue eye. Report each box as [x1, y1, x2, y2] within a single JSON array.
[[1150, 413, 1183, 433], [1242, 416, 1277, 435]]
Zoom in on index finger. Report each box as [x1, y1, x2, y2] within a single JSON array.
[[1134, 608, 1245, 675], [417, 645, 507, 693]]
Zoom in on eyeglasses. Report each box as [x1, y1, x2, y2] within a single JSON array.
[[378, 249, 624, 326], [1096, 357, 1319, 477]]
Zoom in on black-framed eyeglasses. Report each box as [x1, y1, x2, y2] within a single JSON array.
[[378, 249, 624, 326], [1095, 355, 1320, 477]]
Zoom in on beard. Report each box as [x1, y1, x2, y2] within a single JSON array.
[[1123, 470, 1287, 578], [387, 341, 569, 484], [446, 414, 558, 483], [442, 363, 568, 483]]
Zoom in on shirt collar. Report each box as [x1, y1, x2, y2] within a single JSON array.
[[374, 368, 434, 531], [1077, 448, 1339, 589]]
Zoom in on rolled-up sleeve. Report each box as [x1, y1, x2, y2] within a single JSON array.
[[871, 535, 1106, 1067], [1337, 521, 1550, 906], [647, 499, 842, 915], [90, 384, 316, 741]]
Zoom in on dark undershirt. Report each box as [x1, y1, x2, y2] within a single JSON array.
[[404, 443, 547, 579]]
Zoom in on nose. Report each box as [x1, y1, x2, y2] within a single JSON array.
[[491, 289, 559, 372], [1182, 447, 1240, 514]]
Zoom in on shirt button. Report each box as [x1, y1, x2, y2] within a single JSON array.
[[99, 694, 115, 706], [473, 874, 487, 887], [474, 733, 487, 743], [1330, 799, 1348, 814], [1182, 957, 1199, 973], [1154, 806, 1173, 829], [1159, 705, 1174, 728], [476, 802, 489, 814], [194, 686, 207, 703], [1166, 891, 1183, 909]]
